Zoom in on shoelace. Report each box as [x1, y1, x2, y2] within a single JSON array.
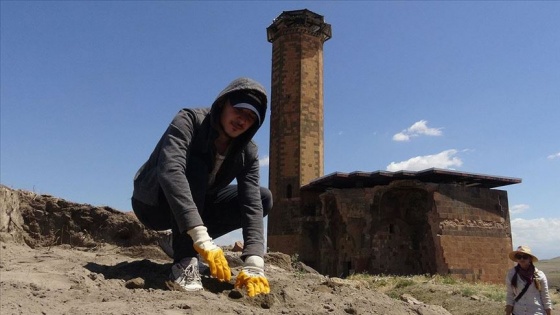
[[181, 264, 201, 283]]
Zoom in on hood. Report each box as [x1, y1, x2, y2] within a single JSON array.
[[210, 77, 268, 145]]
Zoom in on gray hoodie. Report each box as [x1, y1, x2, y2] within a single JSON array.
[[133, 77, 268, 258]]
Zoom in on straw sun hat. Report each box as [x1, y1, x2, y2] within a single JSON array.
[[508, 245, 539, 262]]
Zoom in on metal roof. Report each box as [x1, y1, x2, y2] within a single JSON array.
[[301, 168, 521, 191]]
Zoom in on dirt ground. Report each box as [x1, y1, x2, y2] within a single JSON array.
[[0, 186, 454, 315]]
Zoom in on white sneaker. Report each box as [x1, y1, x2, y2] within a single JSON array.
[[170, 257, 203, 291]]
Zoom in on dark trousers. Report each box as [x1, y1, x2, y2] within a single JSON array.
[[131, 185, 272, 263]]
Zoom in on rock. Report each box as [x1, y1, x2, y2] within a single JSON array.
[[294, 261, 320, 274], [401, 293, 423, 305], [232, 240, 243, 252], [0, 185, 26, 244], [125, 277, 145, 289]]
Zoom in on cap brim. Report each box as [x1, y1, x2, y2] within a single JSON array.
[[233, 103, 261, 124]]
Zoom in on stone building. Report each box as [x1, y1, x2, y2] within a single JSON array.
[[265, 9, 520, 284]]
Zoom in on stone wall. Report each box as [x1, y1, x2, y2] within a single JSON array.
[[433, 185, 513, 283], [296, 180, 512, 284], [267, 198, 304, 256]]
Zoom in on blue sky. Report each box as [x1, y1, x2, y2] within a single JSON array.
[[1, 1, 558, 259]]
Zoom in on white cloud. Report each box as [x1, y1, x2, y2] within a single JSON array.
[[511, 218, 560, 260], [386, 149, 462, 171], [392, 132, 410, 142], [392, 120, 443, 142], [510, 204, 529, 214], [547, 152, 560, 160], [259, 156, 269, 167]]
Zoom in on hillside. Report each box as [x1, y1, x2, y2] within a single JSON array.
[[1, 185, 555, 314], [536, 257, 560, 292]]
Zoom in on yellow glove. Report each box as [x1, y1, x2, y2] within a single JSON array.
[[235, 256, 270, 297], [187, 226, 231, 282]]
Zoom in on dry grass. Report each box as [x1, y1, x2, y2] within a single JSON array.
[[537, 257, 560, 290], [348, 269, 560, 315]]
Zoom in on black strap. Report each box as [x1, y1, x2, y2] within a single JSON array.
[[514, 281, 531, 302]]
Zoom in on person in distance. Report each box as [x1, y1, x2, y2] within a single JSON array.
[[505, 245, 552, 315]]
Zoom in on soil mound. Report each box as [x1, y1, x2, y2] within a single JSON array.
[[0, 185, 452, 314]]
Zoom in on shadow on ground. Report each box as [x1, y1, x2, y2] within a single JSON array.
[[84, 259, 234, 293]]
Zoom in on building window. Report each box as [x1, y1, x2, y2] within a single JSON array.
[[286, 184, 292, 198]]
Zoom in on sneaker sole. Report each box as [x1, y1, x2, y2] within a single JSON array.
[[165, 280, 203, 292]]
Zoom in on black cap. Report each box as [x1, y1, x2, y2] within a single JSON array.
[[229, 92, 263, 125]]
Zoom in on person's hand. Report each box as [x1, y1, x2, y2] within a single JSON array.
[[235, 256, 270, 297], [187, 226, 231, 282]]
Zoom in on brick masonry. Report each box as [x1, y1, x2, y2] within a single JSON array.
[[267, 10, 329, 202], [265, 10, 514, 284], [295, 180, 514, 284], [267, 10, 330, 250]]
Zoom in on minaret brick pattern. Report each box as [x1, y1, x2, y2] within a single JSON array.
[[266, 9, 331, 252], [267, 9, 331, 200]]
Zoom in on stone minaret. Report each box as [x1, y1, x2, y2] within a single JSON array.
[[266, 9, 331, 254]]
